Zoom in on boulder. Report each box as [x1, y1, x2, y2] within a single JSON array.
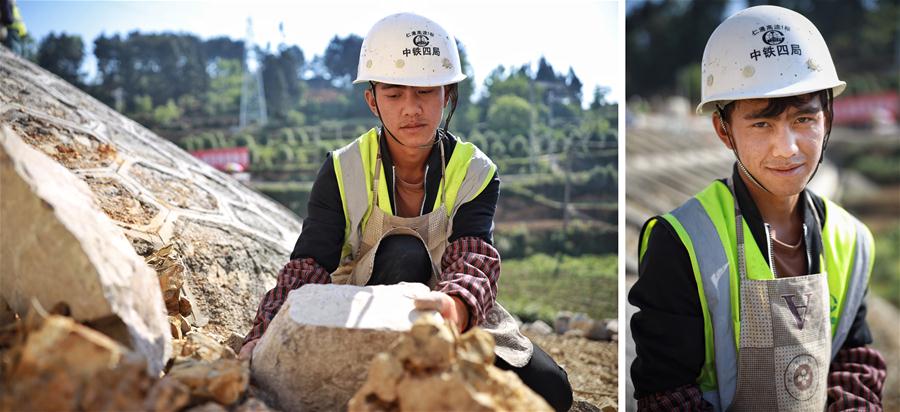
[[0, 46, 303, 339], [349, 313, 552, 411], [250, 283, 435, 411], [0, 125, 170, 374]]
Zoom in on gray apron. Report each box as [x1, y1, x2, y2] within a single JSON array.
[[728, 179, 830, 411], [331, 141, 533, 367]]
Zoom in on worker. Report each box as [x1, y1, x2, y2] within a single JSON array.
[[629, 6, 886, 411], [1, 0, 26, 50], [240, 13, 573, 411]]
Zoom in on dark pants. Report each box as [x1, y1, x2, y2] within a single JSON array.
[[368, 235, 574, 412]]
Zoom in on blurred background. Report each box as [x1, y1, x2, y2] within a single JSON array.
[[623, 0, 899, 410], [2, 0, 621, 407]]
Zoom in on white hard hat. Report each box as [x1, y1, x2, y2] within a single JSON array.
[[354, 13, 466, 87], [697, 5, 846, 114]]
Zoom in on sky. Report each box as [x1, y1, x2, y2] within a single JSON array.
[[19, 0, 621, 106]]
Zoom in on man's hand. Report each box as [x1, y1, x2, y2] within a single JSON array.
[[238, 338, 259, 361], [414, 291, 470, 333]]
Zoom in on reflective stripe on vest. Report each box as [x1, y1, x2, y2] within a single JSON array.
[[332, 128, 496, 261], [638, 180, 872, 411]]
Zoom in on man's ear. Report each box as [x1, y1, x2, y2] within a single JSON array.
[[712, 112, 734, 150], [364, 87, 379, 117]]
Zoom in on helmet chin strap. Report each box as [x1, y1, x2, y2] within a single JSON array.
[[369, 81, 459, 149], [806, 88, 834, 185], [716, 104, 773, 194]]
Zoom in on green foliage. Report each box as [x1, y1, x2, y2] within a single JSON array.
[[507, 135, 530, 158], [487, 95, 533, 137], [205, 58, 243, 117], [498, 254, 617, 323], [152, 99, 182, 126], [133, 95, 153, 113], [871, 225, 900, 307]]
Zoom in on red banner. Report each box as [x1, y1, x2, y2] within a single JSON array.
[[833, 92, 898, 126], [190, 147, 250, 172]]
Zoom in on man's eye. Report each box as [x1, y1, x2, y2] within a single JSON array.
[[418, 90, 433, 94], [752, 122, 768, 128], [385, 94, 400, 98], [797, 116, 815, 123]]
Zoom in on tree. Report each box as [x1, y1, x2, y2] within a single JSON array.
[[36, 32, 85, 86], [487, 95, 533, 137], [323, 34, 363, 87], [535, 56, 557, 82], [626, 0, 727, 99], [565, 67, 583, 104]]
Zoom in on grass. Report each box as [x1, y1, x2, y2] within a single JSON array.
[[497, 253, 617, 324]]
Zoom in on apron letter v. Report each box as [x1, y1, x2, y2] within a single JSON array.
[[782, 293, 813, 330]]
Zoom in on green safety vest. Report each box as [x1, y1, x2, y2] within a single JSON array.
[[332, 128, 496, 263], [638, 180, 873, 410]]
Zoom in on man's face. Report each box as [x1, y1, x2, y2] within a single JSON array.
[[365, 83, 448, 148], [714, 96, 826, 197]]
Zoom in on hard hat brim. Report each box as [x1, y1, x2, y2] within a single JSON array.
[[697, 80, 846, 115], [353, 73, 468, 88]]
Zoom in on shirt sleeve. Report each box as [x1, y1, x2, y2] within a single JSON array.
[[243, 257, 331, 345], [629, 218, 708, 399], [636, 384, 714, 412], [825, 289, 887, 410], [437, 236, 501, 329], [290, 153, 346, 273]]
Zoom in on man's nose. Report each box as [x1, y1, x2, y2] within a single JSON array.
[[771, 124, 801, 159], [400, 93, 424, 117]]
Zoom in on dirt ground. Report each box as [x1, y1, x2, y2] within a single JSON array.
[[528, 333, 618, 410]]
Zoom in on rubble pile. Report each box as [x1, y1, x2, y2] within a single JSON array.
[[0, 309, 258, 412], [349, 313, 552, 412]]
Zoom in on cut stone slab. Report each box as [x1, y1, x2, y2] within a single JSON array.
[[250, 283, 437, 412], [0, 125, 170, 375]]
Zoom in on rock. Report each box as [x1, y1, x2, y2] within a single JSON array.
[[0, 315, 152, 410], [234, 398, 278, 412], [554, 311, 573, 334], [170, 331, 237, 366], [0, 46, 302, 339], [570, 312, 593, 334], [184, 402, 229, 412], [521, 320, 554, 336], [166, 358, 249, 406], [605, 319, 619, 334], [587, 319, 615, 341], [0, 125, 171, 374], [564, 329, 586, 338], [570, 400, 602, 412], [349, 313, 552, 412], [144, 378, 192, 412], [224, 331, 246, 355], [251, 283, 436, 411]]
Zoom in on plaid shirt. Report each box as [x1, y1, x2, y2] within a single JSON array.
[[636, 346, 887, 411], [243, 236, 500, 345]]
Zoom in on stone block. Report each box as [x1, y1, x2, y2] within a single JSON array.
[[250, 283, 435, 411]]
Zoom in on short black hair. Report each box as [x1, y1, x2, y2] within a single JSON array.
[[719, 89, 830, 124]]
